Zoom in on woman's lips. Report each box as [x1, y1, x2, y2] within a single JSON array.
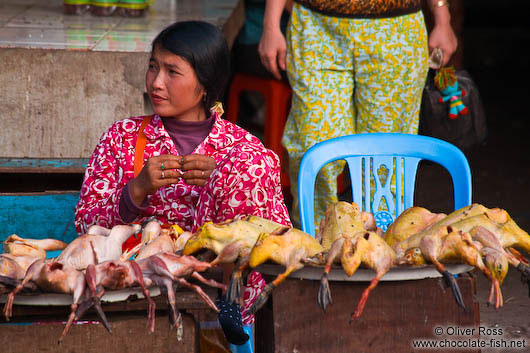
[[150, 94, 167, 104]]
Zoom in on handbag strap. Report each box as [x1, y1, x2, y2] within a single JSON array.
[[134, 115, 153, 178]]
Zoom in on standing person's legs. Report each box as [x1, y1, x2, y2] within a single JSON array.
[[353, 11, 429, 135], [283, 4, 356, 228], [351, 11, 429, 211]]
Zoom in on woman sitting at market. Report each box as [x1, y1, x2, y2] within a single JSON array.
[[74, 20, 292, 346]]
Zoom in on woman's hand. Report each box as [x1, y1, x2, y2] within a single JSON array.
[[259, 0, 289, 80], [129, 155, 183, 205], [259, 27, 287, 80], [180, 154, 216, 186], [428, 1, 457, 67]]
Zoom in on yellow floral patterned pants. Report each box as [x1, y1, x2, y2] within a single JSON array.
[[283, 4, 429, 228]]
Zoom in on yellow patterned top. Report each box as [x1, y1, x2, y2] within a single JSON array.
[[294, 0, 421, 18]]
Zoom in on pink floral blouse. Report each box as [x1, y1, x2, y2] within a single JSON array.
[[74, 113, 292, 234]]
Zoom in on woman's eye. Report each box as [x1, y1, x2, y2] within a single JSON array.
[[169, 69, 178, 75], [148, 64, 156, 70]]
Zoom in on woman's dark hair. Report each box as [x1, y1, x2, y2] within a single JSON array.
[[152, 21, 231, 116]]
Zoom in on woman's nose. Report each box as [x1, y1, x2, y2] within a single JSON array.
[[151, 71, 164, 90]]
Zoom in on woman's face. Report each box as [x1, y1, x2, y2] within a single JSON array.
[[146, 45, 206, 121]]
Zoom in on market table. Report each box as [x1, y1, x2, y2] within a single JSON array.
[[0, 274, 223, 353], [255, 265, 479, 353]]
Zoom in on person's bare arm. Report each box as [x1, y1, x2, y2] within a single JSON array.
[[426, 0, 457, 66], [259, 0, 289, 80]]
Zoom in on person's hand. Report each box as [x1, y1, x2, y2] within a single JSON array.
[[258, 27, 287, 80], [428, 3, 457, 67], [129, 155, 183, 205], [179, 154, 216, 186], [428, 24, 457, 67]]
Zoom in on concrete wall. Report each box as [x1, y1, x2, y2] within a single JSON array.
[[0, 48, 150, 158]]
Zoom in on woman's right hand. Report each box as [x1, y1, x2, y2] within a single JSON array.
[[259, 26, 287, 80], [129, 155, 183, 205]]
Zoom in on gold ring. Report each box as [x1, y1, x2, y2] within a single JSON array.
[[161, 163, 165, 170], [161, 171, 165, 179]]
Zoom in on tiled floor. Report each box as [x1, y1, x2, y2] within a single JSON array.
[[0, 0, 238, 51]]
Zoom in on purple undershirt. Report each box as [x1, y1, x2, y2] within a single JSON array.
[[119, 115, 215, 223]]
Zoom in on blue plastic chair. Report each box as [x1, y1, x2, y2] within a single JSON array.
[[298, 133, 472, 236]]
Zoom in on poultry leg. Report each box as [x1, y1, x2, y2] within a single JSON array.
[[471, 225, 530, 297], [4, 260, 45, 320], [318, 237, 346, 312], [151, 274, 181, 332], [227, 256, 250, 304], [350, 273, 383, 322], [174, 277, 219, 312], [247, 261, 305, 316], [58, 273, 86, 344]]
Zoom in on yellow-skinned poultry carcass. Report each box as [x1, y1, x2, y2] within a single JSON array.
[[312, 201, 396, 320], [383, 206, 446, 247], [182, 216, 284, 302], [0, 254, 40, 294], [3, 234, 67, 259], [402, 229, 498, 309], [392, 204, 505, 259], [246, 226, 324, 315], [313, 201, 385, 313], [1, 235, 66, 293], [420, 208, 530, 296]]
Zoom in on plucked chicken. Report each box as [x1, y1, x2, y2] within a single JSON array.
[[383, 206, 446, 247], [136, 252, 226, 332], [2, 259, 106, 344], [341, 231, 396, 320], [246, 226, 324, 315], [3, 234, 67, 258], [56, 223, 141, 270], [77, 259, 155, 333], [183, 216, 284, 302]]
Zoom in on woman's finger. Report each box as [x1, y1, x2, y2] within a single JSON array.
[[180, 154, 216, 171]]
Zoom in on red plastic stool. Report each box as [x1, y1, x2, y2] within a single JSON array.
[[226, 72, 292, 191]]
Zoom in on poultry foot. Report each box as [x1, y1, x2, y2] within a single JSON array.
[[246, 283, 274, 316], [226, 271, 243, 304], [74, 296, 113, 334], [517, 263, 530, 297], [318, 273, 333, 312], [442, 270, 467, 311]]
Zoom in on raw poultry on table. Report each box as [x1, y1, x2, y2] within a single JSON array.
[[57, 224, 141, 270], [393, 203, 530, 308], [313, 201, 396, 320], [246, 226, 324, 315], [1, 235, 68, 293], [3, 259, 92, 344], [182, 216, 284, 302]]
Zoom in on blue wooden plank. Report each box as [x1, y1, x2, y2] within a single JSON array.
[[0, 158, 89, 169], [0, 193, 80, 244]]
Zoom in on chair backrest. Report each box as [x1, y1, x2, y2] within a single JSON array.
[[298, 133, 472, 237]]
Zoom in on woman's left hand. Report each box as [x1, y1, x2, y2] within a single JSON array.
[[428, 3, 457, 67], [179, 154, 216, 186]]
